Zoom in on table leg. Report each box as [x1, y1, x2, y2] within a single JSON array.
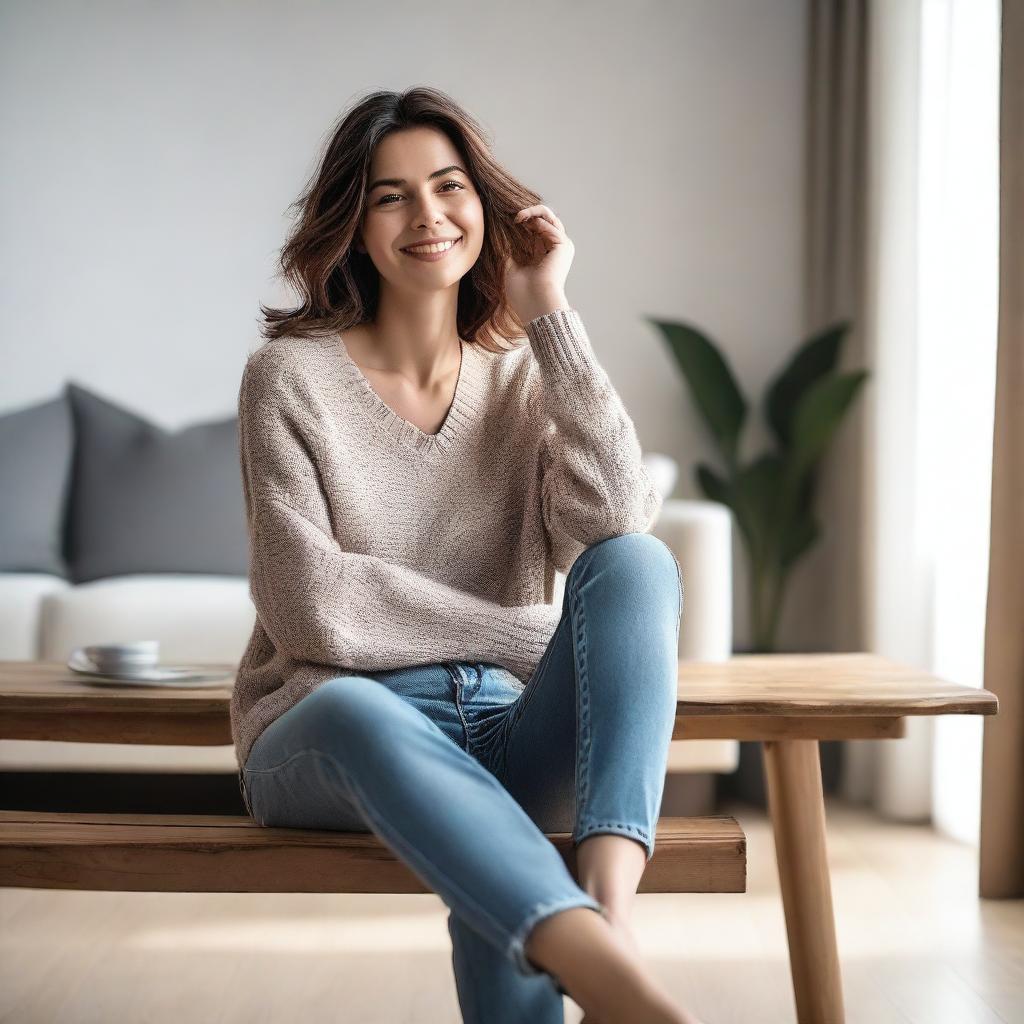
[[762, 739, 845, 1024]]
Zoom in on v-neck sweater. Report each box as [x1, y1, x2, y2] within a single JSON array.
[[334, 330, 479, 456], [230, 306, 677, 772]]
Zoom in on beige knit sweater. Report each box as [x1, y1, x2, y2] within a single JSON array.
[[230, 306, 675, 771]]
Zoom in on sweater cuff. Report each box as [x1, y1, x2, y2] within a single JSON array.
[[525, 307, 606, 385]]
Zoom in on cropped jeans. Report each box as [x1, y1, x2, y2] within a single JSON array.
[[239, 531, 683, 1023]]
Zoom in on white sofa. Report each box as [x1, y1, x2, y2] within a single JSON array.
[[0, 455, 736, 779]]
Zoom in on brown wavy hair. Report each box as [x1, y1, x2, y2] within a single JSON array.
[[259, 87, 545, 351]]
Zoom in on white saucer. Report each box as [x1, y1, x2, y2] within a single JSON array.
[[67, 648, 233, 688]]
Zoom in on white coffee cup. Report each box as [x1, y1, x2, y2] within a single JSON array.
[[84, 641, 160, 673]]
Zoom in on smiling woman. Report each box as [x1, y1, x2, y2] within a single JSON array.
[[259, 87, 545, 350], [239, 86, 695, 1024]]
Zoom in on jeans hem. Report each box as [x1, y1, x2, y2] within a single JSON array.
[[507, 892, 608, 981], [575, 822, 655, 863]]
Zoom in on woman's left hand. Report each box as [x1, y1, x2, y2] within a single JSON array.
[[504, 204, 574, 324]]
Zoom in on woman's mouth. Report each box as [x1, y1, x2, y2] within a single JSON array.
[[400, 236, 463, 262]]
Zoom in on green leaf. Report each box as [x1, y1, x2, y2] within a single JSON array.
[[789, 370, 869, 478], [646, 317, 747, 465], [695, 462, 732, 505], [765, 321, 850, 450], [695, 461, 764, 558], [731, 453, 786, 569], [780, 512, 821, 569]]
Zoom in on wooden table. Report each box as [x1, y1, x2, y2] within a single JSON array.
[[0, 652, 999, 1024]]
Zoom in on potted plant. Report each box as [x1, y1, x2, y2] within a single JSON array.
[[648, 316, 869, 803]]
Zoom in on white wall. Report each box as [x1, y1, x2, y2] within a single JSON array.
[[0, 0, 808, 652]]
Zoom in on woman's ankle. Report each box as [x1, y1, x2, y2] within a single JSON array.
[[523, 905, 607, 973], [523, 906, 683, 1023]]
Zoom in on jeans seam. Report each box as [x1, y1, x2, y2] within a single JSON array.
[[564, 541, 664, 864], [675, 559, 684, 646], [505, 545, 601, 729], [446, 663, 473, 753], [244, 748, 319, 775], [299, 745, 530, 964], [245, 748, 359, 825], [569, 585, 593, 846]]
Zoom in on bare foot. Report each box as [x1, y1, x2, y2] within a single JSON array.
[[547, 908, 704, 1024], [579, 914, 638, 1024]]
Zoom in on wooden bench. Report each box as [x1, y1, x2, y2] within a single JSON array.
[[0, 653, 999, 1024], [0, 810, 745, 893]]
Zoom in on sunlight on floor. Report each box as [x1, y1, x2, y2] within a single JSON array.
[[2, 799, 1021, 1024]]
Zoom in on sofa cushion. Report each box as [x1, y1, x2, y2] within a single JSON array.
[[0, 572, 70, 659], [0, 394, 74, 576], [37, 572, 255, 663], [64, 383, 250, 583]]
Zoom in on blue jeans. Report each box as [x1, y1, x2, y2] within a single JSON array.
[[239, 532, 682, 1023]]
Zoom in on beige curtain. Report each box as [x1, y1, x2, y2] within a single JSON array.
[[806, 0, 1018, 853], [802, 0, 869, 658], [979, 0, 1024, 900]]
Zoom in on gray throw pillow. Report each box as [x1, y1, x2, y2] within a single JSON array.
[[65, 382, 249, 583], [0, 394, 74, 576]]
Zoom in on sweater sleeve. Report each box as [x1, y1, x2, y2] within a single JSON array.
[[524, 307, 664, 574], [238, 348, 561, 682]]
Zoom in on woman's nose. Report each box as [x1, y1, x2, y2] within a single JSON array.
[[413, 197, 444, 225]]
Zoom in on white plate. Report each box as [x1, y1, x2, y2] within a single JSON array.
[[67, 648, 233, 688]]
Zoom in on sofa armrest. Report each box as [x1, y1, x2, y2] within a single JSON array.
[[551, 499, 732, 663], [649, 498, 732, 662]]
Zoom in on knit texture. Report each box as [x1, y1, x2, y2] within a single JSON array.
[[230, 306, 676, 771]]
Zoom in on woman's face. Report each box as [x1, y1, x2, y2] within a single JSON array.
[[357, 126, 485, 295]]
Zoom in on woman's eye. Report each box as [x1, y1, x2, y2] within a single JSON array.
[[376, 180, 465, 205]]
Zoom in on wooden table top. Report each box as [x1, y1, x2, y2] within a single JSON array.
[[0, 653, 999, 714], [0, 653, 998, 745]]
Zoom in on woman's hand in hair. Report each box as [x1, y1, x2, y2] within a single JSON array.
[[505, 204, 574, 324]]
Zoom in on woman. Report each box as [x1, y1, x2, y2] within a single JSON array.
[[231, 86, 696, 1024]]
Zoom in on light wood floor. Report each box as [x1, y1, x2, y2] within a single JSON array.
[[1, 797, 1021, 1023]]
